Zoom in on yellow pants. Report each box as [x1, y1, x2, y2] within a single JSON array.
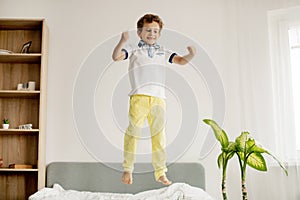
[[123, 94, 167, 181]]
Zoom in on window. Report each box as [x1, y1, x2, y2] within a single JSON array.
[[288, 26, 300, 150], [268, 6, 300, 162]]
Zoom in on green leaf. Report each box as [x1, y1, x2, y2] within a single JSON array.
[[251, 144, 267, 154], [266, 151, 288, 176], [218, 151, 235, 169], [223, 142, 236, 153], [235, 132, 250, 152], [237, 151, 244, 161], [217, 153, 224, 169], [246, 152, 267, 171], [227, 151, 235, 160], [245, 138, 256, 153], [203, 119, 229, 148]]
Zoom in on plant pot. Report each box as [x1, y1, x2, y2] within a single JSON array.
[[2, 124, 9, 129]]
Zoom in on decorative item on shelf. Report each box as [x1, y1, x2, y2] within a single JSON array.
[[18, 123, 32, 130], [2, 118, 9, 129], [20, 41, 32, 53], [0, 158, 3, 167], [28, 81, 36, 91], [0, 49, 13, 55], [17, 83, 23, 90], [17, 81, 36, 91], [9, 164, 34, 169]]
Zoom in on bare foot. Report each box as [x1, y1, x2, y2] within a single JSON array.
[[122, 171, 133, 184], [157, 175, 172, 185]]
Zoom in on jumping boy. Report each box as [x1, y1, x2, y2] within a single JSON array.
[[112, 13, 196, 185]]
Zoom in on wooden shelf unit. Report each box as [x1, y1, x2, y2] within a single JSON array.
[[0, 18, 48, 199]]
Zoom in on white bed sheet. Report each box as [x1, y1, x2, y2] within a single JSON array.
[[29, 183, 215, 200]]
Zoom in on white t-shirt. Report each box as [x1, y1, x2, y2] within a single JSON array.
[[123, 44, 176, 99]]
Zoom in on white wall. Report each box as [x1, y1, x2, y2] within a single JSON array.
[[1, 0, 300, 199]]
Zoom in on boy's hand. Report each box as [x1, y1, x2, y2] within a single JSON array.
[[173, 46, 196, 65], [121, 31, 129, 43], [187, 46, 196, 56], [112, 31, 129, 61]]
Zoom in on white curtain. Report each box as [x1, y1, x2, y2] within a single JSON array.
[[268, 6, 300, 163]]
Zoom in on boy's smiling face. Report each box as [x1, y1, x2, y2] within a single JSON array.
[[138, 21, 161, 45]]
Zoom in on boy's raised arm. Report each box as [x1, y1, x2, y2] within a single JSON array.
[[172, 46, 196, 65], [112, 32, 129, 61]]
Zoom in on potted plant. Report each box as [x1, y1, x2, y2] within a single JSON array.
[[203, 119, 288, 200], [2, 118, 10, 129]]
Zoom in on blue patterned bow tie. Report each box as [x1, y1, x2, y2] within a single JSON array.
[[138, 40, 160, 58]]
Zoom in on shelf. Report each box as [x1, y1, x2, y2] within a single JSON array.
[[0, 129, 39, 134], [0, 90, 40, 98], [0, 168, 38, 172], [0, 19, 43, 30], [0, 53, 41, 63]]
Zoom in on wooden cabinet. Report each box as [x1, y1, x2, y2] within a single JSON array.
[[0, 19, 48, 199]]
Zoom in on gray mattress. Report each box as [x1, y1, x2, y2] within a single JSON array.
[[46, 162, 205, 194]]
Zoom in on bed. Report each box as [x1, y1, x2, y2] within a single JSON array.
[[29, 162, 215, 200]]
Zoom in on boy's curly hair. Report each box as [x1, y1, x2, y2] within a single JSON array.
[[137, 14, 164, 32]]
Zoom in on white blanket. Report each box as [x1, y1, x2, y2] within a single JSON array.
[[29, 183, 215, 200]]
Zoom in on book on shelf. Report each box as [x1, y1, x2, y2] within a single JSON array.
[[8, 164, 35, 169]]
